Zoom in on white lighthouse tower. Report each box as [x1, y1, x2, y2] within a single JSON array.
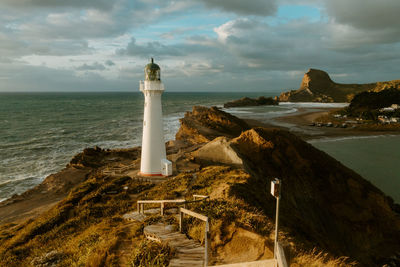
[[139, 58, 172, 176]]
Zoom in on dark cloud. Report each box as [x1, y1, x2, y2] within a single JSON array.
[[325, 0, 400, 30], [197, 0, 277, 16], [117, 37, 184, 57], [0, 63, 131, 92], [105, 60, 115, 66], [1, 0, 113, 10], [211, 17, 400, 87], [75, 62, 106, 71]]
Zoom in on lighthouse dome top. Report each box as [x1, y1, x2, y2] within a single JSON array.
[[144, 58, 161, 81]]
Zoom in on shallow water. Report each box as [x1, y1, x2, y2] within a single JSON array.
[[310, 135, 400, 203]]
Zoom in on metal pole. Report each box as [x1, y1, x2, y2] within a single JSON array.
[[205, 219, 209, 267], [274, 194, 280, 259]]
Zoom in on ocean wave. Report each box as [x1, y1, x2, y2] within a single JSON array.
[[308, 134, 400, 144], [280, 102, 348, 108], [223, 108, 253, 114]]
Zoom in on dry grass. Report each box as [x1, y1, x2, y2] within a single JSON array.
[[131, 239, 174, 267], [291, 249, 358, 267], [0, 174, 153, 267]]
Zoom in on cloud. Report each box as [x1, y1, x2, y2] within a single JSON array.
[[325, 0, 400, 30], [117, 37, 185, 57], [211, 16, 400, 87], [105, 60, 115, 66], [1, 0, 400, 93], [0, 0, 113, 10], [75, 62, 106, 71], [0, 63, 131, 92], [197, 0, 277, 16]]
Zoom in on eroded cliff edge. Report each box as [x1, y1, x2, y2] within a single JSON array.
[[279, 68, 400, 102]]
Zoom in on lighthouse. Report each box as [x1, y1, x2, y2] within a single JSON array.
[[139, 58, 172, 176]]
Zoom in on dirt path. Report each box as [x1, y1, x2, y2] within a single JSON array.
[[115, 221, 140, 266]]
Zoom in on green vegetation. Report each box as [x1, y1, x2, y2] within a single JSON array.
[[0, 174, 154, 267], [131, 240, 174, 267], [345, 88, 400, 120]]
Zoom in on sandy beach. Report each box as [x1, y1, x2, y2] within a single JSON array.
[[260, 106, 400, 140]]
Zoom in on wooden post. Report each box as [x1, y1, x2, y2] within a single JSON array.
[[204, 219, 209, 267], [161, 202, 164, 216], [179, 209, 183, 233], [137, 202, 140, 213]]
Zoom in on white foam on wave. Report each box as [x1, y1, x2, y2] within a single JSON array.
[[280, 102, 348, 108], [223, 108, 253, 114], [268, 108, 298, 115], [308, 134, 399, 144]]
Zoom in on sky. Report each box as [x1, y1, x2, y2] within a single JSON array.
[[1, 0, 400, 92]]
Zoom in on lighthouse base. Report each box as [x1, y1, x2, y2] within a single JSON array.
[[139, 159, 173, 177], [138, 172, 163, 177]]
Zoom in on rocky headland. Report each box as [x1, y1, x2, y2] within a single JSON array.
[[223, 96, 278, 108], [279, 68, 400, 103], [0, 106, 400, 266]]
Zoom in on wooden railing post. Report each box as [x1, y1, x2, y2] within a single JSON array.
[[161, 202, 164, 216], [205, 218, 209, 267], [179, 209, 183, 233]]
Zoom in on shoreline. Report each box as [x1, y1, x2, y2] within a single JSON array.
[[253, 106, 400, 141]]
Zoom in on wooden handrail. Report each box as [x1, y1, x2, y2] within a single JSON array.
[[179, 207, 208, 222], [179, 207, 210, 267], [193, 194, 209, 200], [137, 199, 186, 215], [136, 195, 209, 215]]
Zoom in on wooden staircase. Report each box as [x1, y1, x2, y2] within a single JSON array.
[[144, 223, 205, 267]]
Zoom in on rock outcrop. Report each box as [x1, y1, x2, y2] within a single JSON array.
[[223, 96, 278, 108], [229, 127, 400, 265], [177, 106, 400, 265], [175, 106, 250, 144], [279, 68, 400, 102], [192, 136, 243, 165]]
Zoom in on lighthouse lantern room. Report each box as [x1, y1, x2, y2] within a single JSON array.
[[139, 58, 172, 176]]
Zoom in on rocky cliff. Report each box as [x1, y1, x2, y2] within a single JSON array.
[[223, 96, 278, 108], [176, 106, 400, 266], [279, 68, 400, 102], [175, 106, 250, 144]]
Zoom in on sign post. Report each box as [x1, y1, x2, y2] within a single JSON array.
[[271, 178, 281, 259]]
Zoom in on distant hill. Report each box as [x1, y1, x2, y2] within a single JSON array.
[[345, 87, 400, 120], [223, 96, 278, 108], [279, 68, 400, 102]]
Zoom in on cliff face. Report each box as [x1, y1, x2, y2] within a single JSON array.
[[175, 106, 250, 144], [230, 127, 400, 265], [279, 68, 400, 102], [175, 106, 400, 265]]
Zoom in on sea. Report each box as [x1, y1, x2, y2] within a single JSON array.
[[1, 92, 399, 203]]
